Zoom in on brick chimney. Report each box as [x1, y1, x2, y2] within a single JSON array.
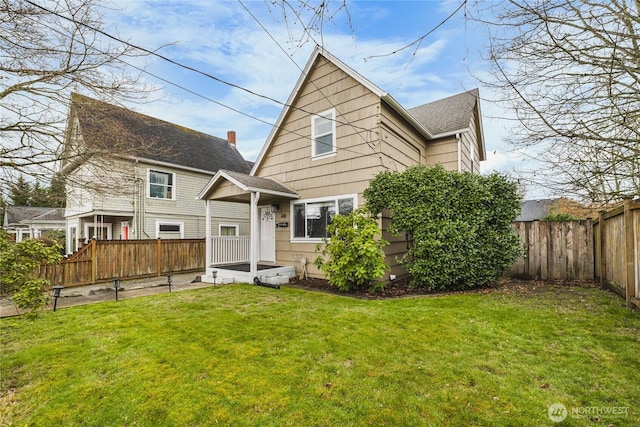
[[227, 130, 236, 146]]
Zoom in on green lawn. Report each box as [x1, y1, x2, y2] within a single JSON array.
[[1, 283, 639, 426]]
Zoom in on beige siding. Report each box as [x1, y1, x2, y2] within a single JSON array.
[[378, 103, 427, 170], [458, 116, 479, 173], [256, 57, 384, 201], [255, 57, 388, 276], [425, 136, 459, 171], [250, 54, 485, 280]]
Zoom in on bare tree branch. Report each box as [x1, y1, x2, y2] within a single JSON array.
[[472, 0, 640, 204], [0, 0, 153, 191]]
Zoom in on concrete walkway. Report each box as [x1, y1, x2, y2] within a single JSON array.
[[0, 271, 209, 318]]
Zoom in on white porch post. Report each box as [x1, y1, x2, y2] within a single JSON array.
[[250, 191, 261, 279], [205, 199, 211, 272]]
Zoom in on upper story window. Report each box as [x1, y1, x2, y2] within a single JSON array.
[[312, 109, 336, 158], [149, 169, 174, 199], [292, 194, 356, 241]]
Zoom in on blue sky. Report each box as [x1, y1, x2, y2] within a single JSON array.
[[103, 0, 537, 196]]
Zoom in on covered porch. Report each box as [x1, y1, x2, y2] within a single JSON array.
[[198, 170, 299, 284]]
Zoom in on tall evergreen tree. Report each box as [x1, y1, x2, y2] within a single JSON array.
[[9, 176, 32, 206]]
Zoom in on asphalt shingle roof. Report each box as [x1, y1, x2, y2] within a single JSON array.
[[221, 170, 298, 196], [69, 93, 251, 174], [4, 206, 65, 226], [516, 199, 559, 221], [408, 89, 479, 136]]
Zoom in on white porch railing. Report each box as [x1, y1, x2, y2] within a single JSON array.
[[211, 236, 250, 265]]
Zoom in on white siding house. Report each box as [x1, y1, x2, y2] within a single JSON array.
[[61, 94, 251, 254]]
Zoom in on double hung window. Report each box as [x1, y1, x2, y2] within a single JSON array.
[[149, 170, 174, 199], [312, 109, 336, 158]]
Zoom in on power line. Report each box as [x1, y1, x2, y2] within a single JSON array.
[[21, 0, 388, 160], [364, 0, 468, 62], [237, 0, 385, 166], [126, 61, 376, 159], [22, 0, 379, 133]]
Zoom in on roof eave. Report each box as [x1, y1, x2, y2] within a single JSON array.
[[197, 170, 299, 200], [245, 187, 299, 199], [126, 156, 219, 176], [431, 128, 471, 139], [382, 94, 434, 140], [197, 170, 235, 200]]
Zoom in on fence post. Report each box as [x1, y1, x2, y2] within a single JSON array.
[[91, 239, 97, 285], [157, 238, 162, 277], [624, 198, 634, 309], [597, 211, 606, 288]]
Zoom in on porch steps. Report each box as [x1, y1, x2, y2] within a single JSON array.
[[201, 265, 295, 285]]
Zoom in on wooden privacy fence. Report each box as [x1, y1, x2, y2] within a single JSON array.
[[593, 199, 640, 309], [39, 239, 205, 287], [508, 220, 594, 281]]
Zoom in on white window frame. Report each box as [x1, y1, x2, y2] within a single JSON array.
[[84, 223, 112, 240], [311, 108, 336, 159], [148, 169, 176, 200], [218, 224, 239, 236], [290, 194, 357, 242], [155, 220, 184, 239]]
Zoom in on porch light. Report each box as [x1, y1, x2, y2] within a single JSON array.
[[52, 286, 63, 312], [113, 278, 121, 301], [271, 203, 279, 213]]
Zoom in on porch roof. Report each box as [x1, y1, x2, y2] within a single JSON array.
[[197, 169, 298, 203]]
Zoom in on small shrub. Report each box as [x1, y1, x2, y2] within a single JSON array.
[[314, 209, 389, 292], [541, 213, 580, 221], [0, 230, 62, 314]]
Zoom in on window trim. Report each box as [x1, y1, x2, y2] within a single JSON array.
[[311, 108, 336, 159], [290, 193, 358, 242], [148, 169, 176, 200], [155, 220, 184, 239], [218, 224, 239, 236]]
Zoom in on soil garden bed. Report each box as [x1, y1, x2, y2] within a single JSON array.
[[287, 276, 603, 300]]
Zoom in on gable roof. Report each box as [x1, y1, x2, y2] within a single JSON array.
[[408, 89, 480, 137], [198, 169, 298, 201], [65, 93, 251, 175], [251, 45, 483, 174], [3, 206, 65, 227]]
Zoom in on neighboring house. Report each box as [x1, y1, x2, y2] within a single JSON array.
[[197, 46, 486, 284], [61, 93, 251, 254], [3, 206, 66, 242]]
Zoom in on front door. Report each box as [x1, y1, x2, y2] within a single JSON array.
[[260, 207, 276, 263]]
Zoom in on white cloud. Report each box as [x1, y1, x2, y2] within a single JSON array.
[[102, 0, 530, 173]]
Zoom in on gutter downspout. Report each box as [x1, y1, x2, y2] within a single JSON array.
[[250, 191, 261, 279], [456, 133, 462, 172]]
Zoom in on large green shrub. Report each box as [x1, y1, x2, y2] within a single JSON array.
[[0, 230, 62, 313], [364, 165, 522, 291], [314, 208, 389, 291]]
